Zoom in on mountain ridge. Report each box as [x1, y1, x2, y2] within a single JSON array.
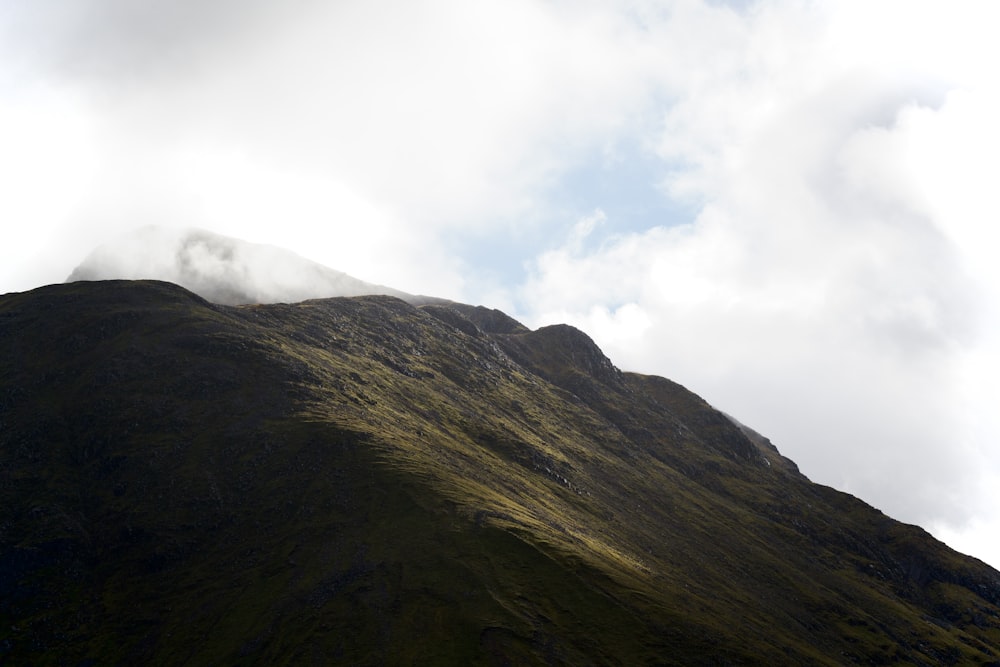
[[66, 227, 416, 305], [2, 279, 999, 665]]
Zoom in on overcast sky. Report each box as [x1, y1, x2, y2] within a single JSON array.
[[3, 0, 1000, 569]]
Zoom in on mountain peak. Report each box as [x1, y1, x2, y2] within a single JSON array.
[[67, 226, 410, 305], [496, 322, 626, 394]]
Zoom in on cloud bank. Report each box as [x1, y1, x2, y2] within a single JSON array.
[[68, 227, 410, 305]]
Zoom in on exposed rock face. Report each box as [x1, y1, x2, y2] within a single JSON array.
[[1, 280, 999, 665]]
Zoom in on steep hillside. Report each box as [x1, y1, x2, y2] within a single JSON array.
[[2, 280, 999, 665]]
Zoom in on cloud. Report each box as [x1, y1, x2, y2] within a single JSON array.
[[67, 227, 411, 305], [0, 0, 661, 298], [55, 0, 654, 225], [0, 83, 101, 293], [0, 0, 280, 83]]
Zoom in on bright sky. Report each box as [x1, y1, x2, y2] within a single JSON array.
[[2, 0, 999, 570]]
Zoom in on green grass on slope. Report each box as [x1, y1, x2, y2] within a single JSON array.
[[2, 281, 999, 665]]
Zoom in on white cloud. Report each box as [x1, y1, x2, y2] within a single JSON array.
[[100, 0, 655, 225], [1, 0, 662, 299], [0, 84, 101, 293]]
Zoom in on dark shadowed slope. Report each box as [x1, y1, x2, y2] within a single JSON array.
[[2, 280, 999, 665]]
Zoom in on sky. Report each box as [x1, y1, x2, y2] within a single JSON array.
[[2, 0, 999, 569]]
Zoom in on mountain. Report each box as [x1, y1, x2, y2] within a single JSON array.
[[2, 279, 999, 665], [67, 227, 412, 305]]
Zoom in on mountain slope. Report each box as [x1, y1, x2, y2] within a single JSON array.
[[1, 280, 999, 665]]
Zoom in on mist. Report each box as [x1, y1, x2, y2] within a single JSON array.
[[67, 227, 409, 305]]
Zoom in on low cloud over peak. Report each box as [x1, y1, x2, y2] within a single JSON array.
[[67, 226, 410, 305]]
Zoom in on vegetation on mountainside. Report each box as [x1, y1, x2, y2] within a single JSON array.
[[1, 280, 999, 665]]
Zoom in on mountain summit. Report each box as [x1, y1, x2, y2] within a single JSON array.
[[2, 280, 999, 665], [67, 227, 411, 305]]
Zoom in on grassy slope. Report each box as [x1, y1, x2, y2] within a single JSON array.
[[1, 280, 999, 665]]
